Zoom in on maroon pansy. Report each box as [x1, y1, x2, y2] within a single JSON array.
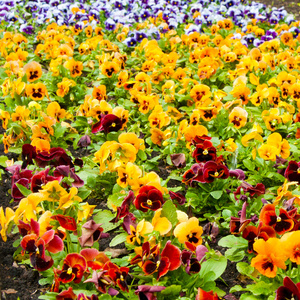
[[203, 161, 229, 183], [276, 277, 300, 300], [21, 144, 36, 168], [285, 160, 300, 184], [77, 135, 91, 148], [182, 163, 205, 186], [92, 114, 122, 134], [192, 140, 217, 163], [84, 270, 117, 295], [31, 168, 62, 193], [35, 147, 73, 168], [133, 186, 164, 212], [234, 181, 265, 202], [230, 201, 251, 235]]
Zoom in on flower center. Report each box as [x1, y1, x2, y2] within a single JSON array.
[[67, 267, 73, 274], [112, 122, 116, 127], [147, 199, 152, 206], [203, 149, 208, 155], [297, 168, 300, 174], [277, 216, 281, 222]]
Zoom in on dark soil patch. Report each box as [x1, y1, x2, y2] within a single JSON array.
[[255, 0, 300, 20]]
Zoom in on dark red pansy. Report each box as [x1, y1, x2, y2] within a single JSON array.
[[182, 163, 205, 186], [230, 201, 251, 235], [203, 161, 229, 183], [92, 114, 122, 134], [193, 140, 217, 163], [130, 242, 159, 265], [133, 186, 164, 212], [35, 147, 73, 168], [31, 168, 62, 193], [276, 277, 300, 300], [259, 204, 294, 235], [21, 144, 36, 168], [51, 214, 77, 231], [285, 160, 300, 184], [58, 253, 87, 284]]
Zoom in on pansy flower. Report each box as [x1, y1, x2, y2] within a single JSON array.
[[251, 238, 287, 278], [276, 277, 300, 300], [23, 61, 42, 82], [174, 217, 203, 247], [57, 253, 87, 283], [229, 107, 248, 129], [203, 161, 229, 183], [259, 204, 294, 235], [285, 161, 300, 184], [133, 185, 164, 212], [141, 241, 181, 280]]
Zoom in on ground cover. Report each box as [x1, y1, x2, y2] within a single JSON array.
[[1, 0, 300, 299]]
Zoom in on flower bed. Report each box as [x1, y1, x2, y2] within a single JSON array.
[[1, 0, 300, 299]]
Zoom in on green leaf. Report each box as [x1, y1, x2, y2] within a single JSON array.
[[224, 247, 245, 262], [15, 183, 32, 197], [109, 232, 128, 247], [78, 188, 91, 200], [161, 285, 181, 296], [138, 149, 147, 161], [240, 294, 262, 300], [0, 155, 9, 167], [218, 235, 248, 248], [247, 281, 274, 296], [199, 255, 227, 281], [93, 210, 118, 232], [39, 277, 53, 285], [38, 292, 58, 300], [107, 192, 125, 210], [161, 199, 178, 226], [210, 190, 223, 199], [243, 159, 255, 171], [230, 285, 246, 293], [236, 262, 254, 276]]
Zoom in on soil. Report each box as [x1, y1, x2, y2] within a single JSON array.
[[256, 0, 300, 20]]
